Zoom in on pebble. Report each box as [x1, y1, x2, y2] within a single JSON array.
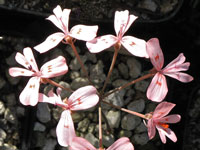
[[34, 122, 46, 132], [0, 101, 5, 115], [121, 114, 141, 130], [58, 81, 72, 99], [42, 138, 57, 150], [71, 77, 90, 90], [0, 76, 6, 90], [105, 109, 121, 128], [36, 103, 51, 123], [127, 57, 142, 78], [135, 80, 149, 93], [77, 118, 90, 133], [85, 133, 99, 148], [6, 93, 16, 106], [132, 132, 149, 145], [102, 134, 115, 147], [0, 128, 7, 140], [118, 62, 129, 79], [4, 108, 17, 124], [69, 55, 87, 71], [127, 99, 145, 113]]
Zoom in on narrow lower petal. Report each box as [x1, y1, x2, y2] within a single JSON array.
[[23, 47, 39, 72], [19, 77, 40, 106], [34, 32, 65, 53], [121, 36, 148, 58], [147, 119, 156, 140], [146, 38, 164, 70], [9, 67, 34, 77], [38, 93, 57, 105], [40, 56, 68, 78], [107, 137, 134, 150], [164, 72, 193, 83], [56, 110, 76, 147], [147, 73, 168, 102], [153, 102, 175, 118], [68, 86, 99, 111], [70, 25, 98, 41], [86, 35, 117, 53], [69, 137, 96, 150], [156, 125, 177, 143], [159, 115, 181, 123]]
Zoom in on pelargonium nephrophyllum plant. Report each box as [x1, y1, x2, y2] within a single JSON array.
[[9, 5, 193, 150]]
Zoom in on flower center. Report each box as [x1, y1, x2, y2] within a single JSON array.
[[158, 122, 169, 129]]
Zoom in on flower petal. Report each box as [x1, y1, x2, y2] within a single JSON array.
[[107, 137, 134, 150], [163, 53, 186, 72], [114, 10, 137, 36], [156, 125, 177, 143], [147, 119, 156, 140], [69, 25, 98, 41], [121, 36, 148, 58], [164, 72, 193, 83], [15, 52, 30, 69], [153, 102, 176, 118], [56, 110, 76, 147], [147, 73, 168, 102], [40, 56, 68, 78], [23, 47, 39, 72], [9, 67, 34, 77], [68, 86, 99, 111], [47, 5, 70, 33], [70, 137, 96, 150], [34, 32, 65, 53], [86, 35, 117, 53], [159, 115, 181, 123], [146, 38, 164, 70], [19, 77, 40, 106]]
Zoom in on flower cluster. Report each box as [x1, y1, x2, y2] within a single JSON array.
[[9, 5, 193, 150]]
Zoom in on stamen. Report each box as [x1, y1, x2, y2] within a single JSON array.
[[158, 122, 169, 129]]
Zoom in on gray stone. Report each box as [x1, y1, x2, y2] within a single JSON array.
[[102, 134, 115, 147], [85, 133, 99, 148], [118, 130, 132, 138], [106, 110, 121, 128], [71, 112, 86, 123], [127, 57, 142, 78], [138, 0, 157, 12], [0, 101, 5, 115], [132, 132, 149, 145], [0, 143, 17, 150], [36, 103, 51, 123], [112, 79, 129, 88], [109, 68, 120, 82], [89, 60, 106, 86], [145, 102, 157, 113], [16, 106, 25, 117], [4, 108, 17, 124], [127, 99, 145, 113], [0, 129, 6, 140], [34, 132, 45, 147], [88, 123, 96, 133], [135, 122, 147, 133], [42, 138, 57, 150], [121, 114, 141, 130], [65, 45, 81, 58], [6, 94, 16, 106], [34, 122, 46, 132], [58, 81, 72, 99], [85, 51, 97, 63], [102, 90, 125, 110], [6, 71, 20, 85], [118, 62, 129, 79], [70, 71, 80, 80], [0, 76, 6, 90], [0, 0, 5, 5], [69, 55, 87, 71], [52, 107, 62, 121], [77, 118, 90, 132], [6, 52, 17, 66], [71, 77, 90, 90], [135, 80, 149, 93]]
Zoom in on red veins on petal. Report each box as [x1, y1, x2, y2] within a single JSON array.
[[154, 54, 159, 62]]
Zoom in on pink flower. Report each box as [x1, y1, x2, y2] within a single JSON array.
[[86, 10, 148, 58], [146, 38, 193, 102], [9, 47, 68, 106], [69, 137, 134, 150], [39, 86, 99, 147], [147, 102, 181, 143], [34, 5, 98, 53]]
